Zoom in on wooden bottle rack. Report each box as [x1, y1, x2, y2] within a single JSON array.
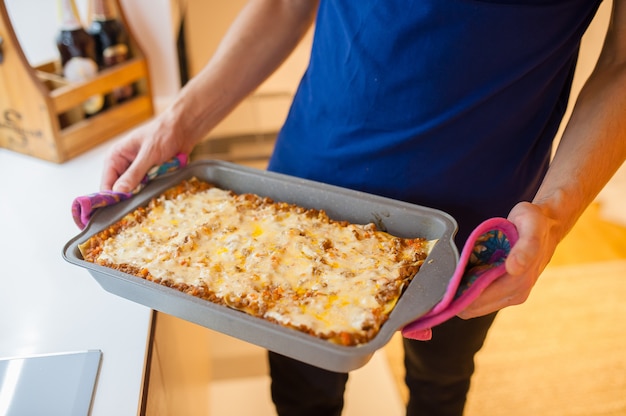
[[0, 0, 153, 163]]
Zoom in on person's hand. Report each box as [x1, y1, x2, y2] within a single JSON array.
[[457, 201, 561, 319], [101, 112, 193, 192]]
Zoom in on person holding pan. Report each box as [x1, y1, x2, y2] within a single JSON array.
[[101, 1, 626, 415]]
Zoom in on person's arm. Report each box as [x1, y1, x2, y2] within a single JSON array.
[[101, 0, 318, 192], [460, 0, 626, 318]]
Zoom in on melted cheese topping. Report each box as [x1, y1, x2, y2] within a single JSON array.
[[88, 180, 430, 345]]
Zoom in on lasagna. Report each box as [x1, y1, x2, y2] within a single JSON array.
[[79, 177, 432, 346]]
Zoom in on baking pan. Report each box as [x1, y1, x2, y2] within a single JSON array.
[[63, 160, 458, 372]]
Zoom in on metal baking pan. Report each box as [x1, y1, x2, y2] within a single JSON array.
[[63, 160, 458, 372]]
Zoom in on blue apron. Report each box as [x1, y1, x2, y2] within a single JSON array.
[[269, 0, 601, 242]]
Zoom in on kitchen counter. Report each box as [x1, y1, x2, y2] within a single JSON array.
[[0, 143, 152, 415]]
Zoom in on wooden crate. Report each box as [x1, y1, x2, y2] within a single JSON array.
[[0, 0, 154, 163]]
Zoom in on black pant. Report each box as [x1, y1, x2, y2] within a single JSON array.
[[269, 313, 497, 416]]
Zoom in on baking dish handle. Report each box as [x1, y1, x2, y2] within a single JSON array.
[[71, 153, 188, 229], [402, 217, 519, 340]]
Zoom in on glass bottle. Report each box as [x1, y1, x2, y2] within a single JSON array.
[[56, 0, 105, 116], [87, 0, 134, 103]]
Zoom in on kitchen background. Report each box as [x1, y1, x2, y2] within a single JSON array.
[[4, 0, 624, 414]]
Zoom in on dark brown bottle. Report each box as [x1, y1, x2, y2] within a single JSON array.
[[87, 0, 134, 103], [56, 0, 105, 116]]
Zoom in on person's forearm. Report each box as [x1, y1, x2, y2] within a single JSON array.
[[533, 0, 626, 241], [167, 0, 318, 147]]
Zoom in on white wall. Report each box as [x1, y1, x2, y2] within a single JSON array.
[[119, 0, 181, 105]]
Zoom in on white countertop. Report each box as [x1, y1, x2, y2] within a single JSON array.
[[0, 143, 152, 415]]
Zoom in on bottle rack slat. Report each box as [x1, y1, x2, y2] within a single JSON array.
[[0, 0, 154, 163]]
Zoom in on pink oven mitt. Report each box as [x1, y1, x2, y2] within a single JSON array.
[[71, 153, 188, 229], [402, 217, 519, 341]]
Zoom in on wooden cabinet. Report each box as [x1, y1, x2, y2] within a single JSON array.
[[145, 313, 213, 416]]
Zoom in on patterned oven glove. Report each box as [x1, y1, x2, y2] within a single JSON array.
[[402, 217, 519, 341], [71, 153, 188, 229]]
